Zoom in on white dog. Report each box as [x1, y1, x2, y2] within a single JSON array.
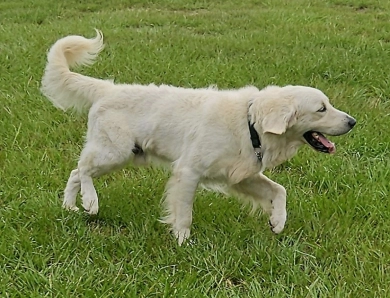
[[41, 31, 356, 245]]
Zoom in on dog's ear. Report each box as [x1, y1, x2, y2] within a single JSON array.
[[262, 106, 297, 135]]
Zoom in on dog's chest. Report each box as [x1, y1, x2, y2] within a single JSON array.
[[203, 155, 261, 185]]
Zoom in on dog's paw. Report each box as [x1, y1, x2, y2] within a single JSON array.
[[62, 202, 79, 212], [269, 211, 287, 234], [174, 228, 191, 246], [82, 199, 99, 215]]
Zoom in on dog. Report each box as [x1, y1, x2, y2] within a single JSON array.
[[41, 30, 356, 245]]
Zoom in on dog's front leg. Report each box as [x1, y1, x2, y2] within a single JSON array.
[[232, 173, 287, 233], [267, 180, 287, 234], [161, 167, 200, 245]]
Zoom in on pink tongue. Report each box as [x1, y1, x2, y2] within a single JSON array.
[[317, 134, 336, 154]]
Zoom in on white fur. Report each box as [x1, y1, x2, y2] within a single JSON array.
[[41, 31, 355, 245]]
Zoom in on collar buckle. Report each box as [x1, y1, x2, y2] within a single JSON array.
[[254, 147, 262, 161]]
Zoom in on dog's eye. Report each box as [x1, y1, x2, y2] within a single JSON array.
[[317, 106, 327, 112]]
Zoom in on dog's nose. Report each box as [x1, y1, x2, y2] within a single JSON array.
[[348, 117, 356, 128]]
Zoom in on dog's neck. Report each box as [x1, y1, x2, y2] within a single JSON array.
[[248, 102, 303, 169], [261, 133, 304, 168]]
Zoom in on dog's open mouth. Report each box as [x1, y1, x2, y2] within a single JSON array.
[[303, 131, 336, 154]]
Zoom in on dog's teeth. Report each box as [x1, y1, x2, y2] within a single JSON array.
[[312, 132, 319, 140]]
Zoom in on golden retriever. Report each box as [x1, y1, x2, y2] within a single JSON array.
[[41, 31, 356, 245]]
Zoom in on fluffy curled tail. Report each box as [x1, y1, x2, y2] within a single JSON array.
[[41, 30, 114, 112]]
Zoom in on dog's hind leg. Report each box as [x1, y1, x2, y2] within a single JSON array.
[[76, 139, 133, 215], [161, 166, 200, 245], [63, 169, 81, 211], [72, 110, 136, 214], [231, 173, 287, 234]]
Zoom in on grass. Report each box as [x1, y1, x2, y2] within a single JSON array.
[[1, 0, 390, 296]]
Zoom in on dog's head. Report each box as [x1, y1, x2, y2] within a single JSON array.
[[251, 85, 356, 154]]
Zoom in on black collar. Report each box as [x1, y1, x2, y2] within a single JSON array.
[[248, 121, 262, 161]]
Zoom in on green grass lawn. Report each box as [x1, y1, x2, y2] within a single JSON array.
[[1, 0, 390, 296]]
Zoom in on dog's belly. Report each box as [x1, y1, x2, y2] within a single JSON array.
[[199, 177, 230, 194]]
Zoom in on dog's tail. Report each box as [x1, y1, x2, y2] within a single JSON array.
[[41, 30, 115, 112]]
